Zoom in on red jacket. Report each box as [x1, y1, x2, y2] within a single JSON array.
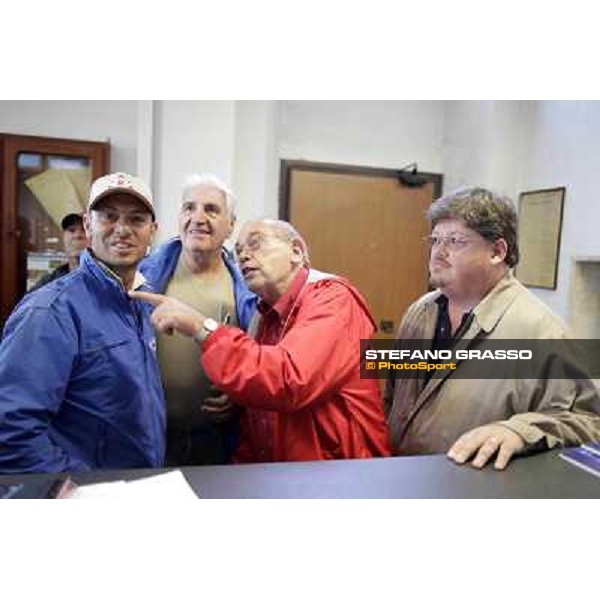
[[201, 268, 390, 463]]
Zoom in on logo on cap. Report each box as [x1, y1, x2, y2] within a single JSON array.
[[107, 173, 134, 189]]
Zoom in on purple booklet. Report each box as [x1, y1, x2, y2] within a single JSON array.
[[582, 441, 600, 457], [560, 446, 600, 478]]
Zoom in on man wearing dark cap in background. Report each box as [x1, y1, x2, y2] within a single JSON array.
[[29, 212, 87, 293], [0, 172, 165, 474]]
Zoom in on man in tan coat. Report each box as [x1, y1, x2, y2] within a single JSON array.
[[385, 187, 600, 469]]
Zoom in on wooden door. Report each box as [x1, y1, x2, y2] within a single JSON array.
[[281, 161, 442, 339]]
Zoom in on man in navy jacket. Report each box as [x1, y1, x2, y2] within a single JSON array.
[[0, 172, 165, 473], [139, 173, 256, 466]]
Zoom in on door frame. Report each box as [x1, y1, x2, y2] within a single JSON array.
[[279, 159, 443, 220]]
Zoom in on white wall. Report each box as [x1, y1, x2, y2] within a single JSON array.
[[441, 100, 600, 322], [232, 101, 279, 233], [518, 101, 600, 319], [149, 100, 280, 243], [0, 100, 138, 174], [277, 100, 445, 172], [152, 101, 236, 241], [442, 100, 533, 199]]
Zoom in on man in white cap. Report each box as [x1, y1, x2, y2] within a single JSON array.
[[0, 172, 165, 473]]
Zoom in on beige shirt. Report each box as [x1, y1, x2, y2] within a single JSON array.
[[385, 272, 600, 455], [157, 254, 238, 429]]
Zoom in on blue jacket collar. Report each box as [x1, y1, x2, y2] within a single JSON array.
[[139, 238, 257, 330]]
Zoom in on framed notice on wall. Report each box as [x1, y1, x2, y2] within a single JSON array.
[[515, 187, 565, 289]]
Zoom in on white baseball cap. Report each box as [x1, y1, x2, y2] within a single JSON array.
[[88, 172, 155, 218]]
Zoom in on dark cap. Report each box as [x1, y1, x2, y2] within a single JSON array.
[[61, 213, 84, 230]]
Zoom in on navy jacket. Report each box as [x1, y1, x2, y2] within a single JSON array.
[[139, 237, 257, 329], [0, 250, 166, 473]]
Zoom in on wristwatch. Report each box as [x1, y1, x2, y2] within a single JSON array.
[[193, 317, 219, 344]]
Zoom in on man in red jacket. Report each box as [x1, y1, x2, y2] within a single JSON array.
[[132, 219, 390, 463]]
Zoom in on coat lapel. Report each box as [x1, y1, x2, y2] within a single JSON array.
[[399, 272, 521, 435]]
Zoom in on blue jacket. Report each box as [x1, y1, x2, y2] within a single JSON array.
[[0, 250, 166, 473], [139, 238, 257, 329]]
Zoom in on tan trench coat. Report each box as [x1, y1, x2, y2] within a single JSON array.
[[385, 272, 600, 455]]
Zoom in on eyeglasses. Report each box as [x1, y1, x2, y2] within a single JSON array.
[[234, 232, 284, 261], [93, 209, 153, 229], [424, 234, 474, 251]]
